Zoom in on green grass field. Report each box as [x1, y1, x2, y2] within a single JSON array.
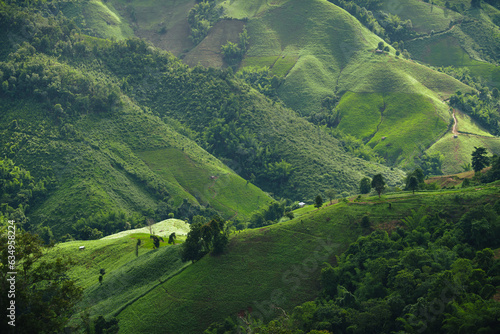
[[407, 32, 500, 88], [455, 110, 495, 137], [427, 130, 500, 174], [60, 0, 134, 40], [101, 219, 190, 239], [137, 148, 271, 220], [46, 184, 500, 333], [381, 0, 461, 34], [335, 89, 449, 166]]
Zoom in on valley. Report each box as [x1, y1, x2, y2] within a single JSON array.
[[1, 0, 500, 333]]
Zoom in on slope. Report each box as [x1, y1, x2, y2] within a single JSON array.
[[87, 186, 499, 333], [59, 0, 134, 40], [57, 0, 484, 168]]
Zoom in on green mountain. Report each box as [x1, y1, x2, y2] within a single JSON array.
[[2, 1, 500, 333], [0, 0, 405, 239], [88, 0, 499, 170]]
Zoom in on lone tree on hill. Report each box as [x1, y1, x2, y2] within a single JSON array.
[[325, 189, 336, 204], [359, 177, 371, 194], [315, 195, 323, 209], [377, 41, 384, 50], [408, 176, 419, 194], [168, 232, 176, 245], [472, 146, 489, 172], [371, 174, 386, 198], [150, 235, 163, 249]]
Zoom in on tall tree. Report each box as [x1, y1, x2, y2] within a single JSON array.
[[407, 176, 419, 194], [471, 146, 489, 172], [315, 195, 323, 209], [359, 177, 372, 194], [371, 174, 386, 198], [325, 189, 336, 204]]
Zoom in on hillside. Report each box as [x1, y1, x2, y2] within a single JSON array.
[[0, 0, 407, 239], [43, 183, 500, 333], [77, 0, 483, 167]]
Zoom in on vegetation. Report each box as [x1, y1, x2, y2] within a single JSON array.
[[472, 146, 490, 172], [371, 173, 386, 197], [0, 224, 82, 333], [187, 0, 222, 45]]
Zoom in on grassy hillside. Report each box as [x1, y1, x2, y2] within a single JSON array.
[[0, 94, 271, 234], [381, 0, 461, 34], [59, 0, 134, 40], [50, 183, 500, 333], [43, 231, 188, 328], [55, 0, 486, 170], [333, 51, 472, 166], [406, 30, 500, 88], [108, 0, 195, 56]]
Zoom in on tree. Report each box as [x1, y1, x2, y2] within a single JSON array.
[[168, 232, 176, 245], [94, 315, 119, 334], [150, 235, 163, 249], [471, 146, 489, 172], [135, 239, 141, 257], [408, 176, 418, 194], [360, 177, 372, 194], [315, 195, 323, 209], [325, 189, 336, 204], [377, 41, 384, 50], [371, 174, 386, 198], [0, 227, 82, 332], [181, 217, 229, 261]]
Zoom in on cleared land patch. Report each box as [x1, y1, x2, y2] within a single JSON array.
[[336, 92, 447, 165], [137, 148, 271, 220], [381, 0, 461, 34]]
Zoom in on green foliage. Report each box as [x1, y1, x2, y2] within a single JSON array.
[[314, 195, 323, 209], [471, 146, 490, 172], [0, 226, 82, 332], [93, 315, 119, 334], [417, 151, 444, 176], [188, 0, 221, 45], [269, 199, 500, 334], [236, 66, 283, 99], [371, 173, 386, 197], [181, 216, 229, 261], [450, 92, 500, 135], [0, 157, 47, 223], [359, 177, 372, 194], [407, 175, 418, 193], [221, 27, 249, 65]]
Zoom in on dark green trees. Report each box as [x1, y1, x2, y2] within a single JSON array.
[[181, 216, 229, 262], [315, 195, 323, 209], [405, 168, 424, 193], [371, 174, 386, 198], [0, 228, 82, 332], [407, 176, 418, 194], [472, 146, 489, 172], [359, 177, 371, 194], [168, 232, 176, 245], [150, 235, 163, 249]]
